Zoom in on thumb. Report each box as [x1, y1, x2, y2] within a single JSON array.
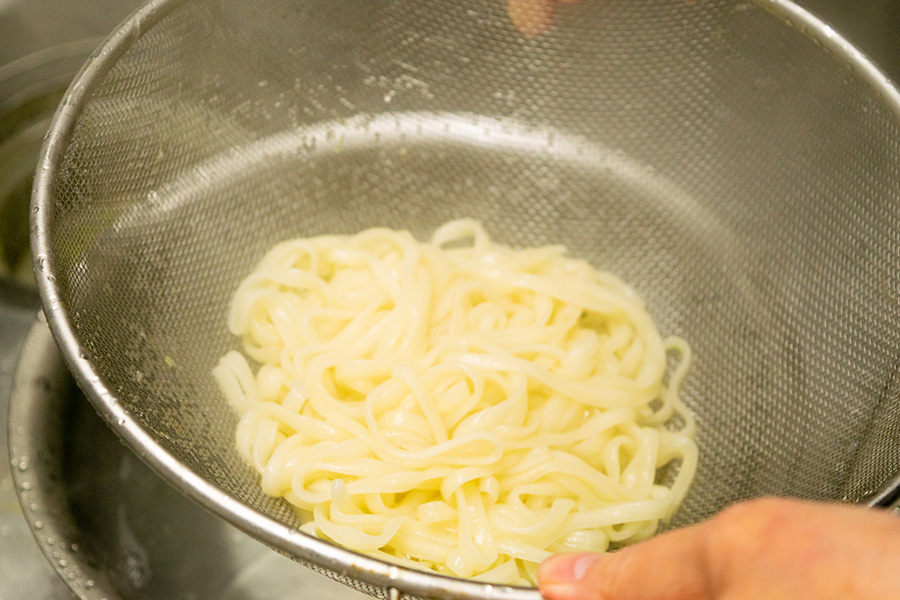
[[537, 526, 712, 600]]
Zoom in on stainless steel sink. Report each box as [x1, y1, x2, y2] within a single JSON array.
[[1, 1, 899, 598], [1, 4, 144, 598]]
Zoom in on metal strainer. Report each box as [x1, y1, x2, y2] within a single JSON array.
[[31, 0, 900, 598]]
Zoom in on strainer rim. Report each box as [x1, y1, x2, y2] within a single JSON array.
[[29, 0, 900, 597], [27, 4, 547, 597]]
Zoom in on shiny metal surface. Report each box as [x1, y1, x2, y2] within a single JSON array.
[[800, 0, 900, 79], [8, 318, 367, 600], [3, 0, 900, 599], [0, 0, 143, 597], [0, 42, 100, 292], [0, 306, 71, 599], [29, 0, 900, 599]]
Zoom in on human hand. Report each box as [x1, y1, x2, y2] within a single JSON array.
[[507, 0, 584, 36], [537, 497, 900, 600]]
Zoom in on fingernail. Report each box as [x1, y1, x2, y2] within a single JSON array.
[[539, 553, 600, 585]]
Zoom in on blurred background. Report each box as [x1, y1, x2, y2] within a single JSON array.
[[1, 0, 899, 599]]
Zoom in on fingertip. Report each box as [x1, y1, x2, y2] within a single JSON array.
[[540, 552, 600, 584], [538, 553, 602, 600], [507, 0, 555, 36]]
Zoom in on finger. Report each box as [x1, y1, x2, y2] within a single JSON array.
[[537, 525, 712, 600], [507, 0, 555, 36]]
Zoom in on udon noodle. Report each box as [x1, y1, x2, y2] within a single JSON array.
[[213, 219, 697, 585]]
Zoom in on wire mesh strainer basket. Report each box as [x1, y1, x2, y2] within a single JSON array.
[[31, 0, 900, 598]]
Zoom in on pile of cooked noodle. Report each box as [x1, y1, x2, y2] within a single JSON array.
[[213, 218, 697, 585]]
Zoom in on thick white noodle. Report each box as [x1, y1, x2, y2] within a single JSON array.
[[213, 219, 697, 585]]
